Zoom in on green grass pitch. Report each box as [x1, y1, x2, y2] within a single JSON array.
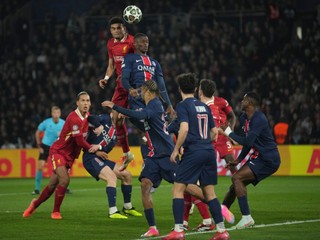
[[0, 176, 320, 239]]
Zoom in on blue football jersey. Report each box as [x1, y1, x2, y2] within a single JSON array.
[[38, 118, 65, 146], [176, 97, 215, 151], [86, 114, 117, 154], [113, 97, 174, 158], [142, 98, 174, 157], [121, 53, 170, 109], [230, 111, 280, 162]]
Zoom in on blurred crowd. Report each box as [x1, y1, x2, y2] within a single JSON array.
[[1, 0, 319, 148]]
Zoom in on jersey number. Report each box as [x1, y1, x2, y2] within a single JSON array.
[[197, 114, 208, 139]]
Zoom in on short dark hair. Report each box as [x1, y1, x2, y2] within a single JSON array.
[[176, 73, 197, 94], [109, 16, 125, 27], [199, 79, 216, 98], [134, 33, 147, 41], [245, 92, 261, 106], [77, 91, 89, 100], [142, 80, 159, 96]]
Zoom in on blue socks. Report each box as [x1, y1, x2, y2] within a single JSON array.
[[238, 195, 250, 215], [144, 208, 156, 226], [121, 184, 132, 203], [207, 198, 224, 224], [35, 170, 43, 191], [106, 187, 117, 208], [173, 198, 184, 224]]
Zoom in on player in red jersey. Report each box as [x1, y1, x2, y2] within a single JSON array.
[[23, 91, 103, 220], [198, 79, 236, 173], [199, 79, 236, 224], [98, 17, 135, 170]]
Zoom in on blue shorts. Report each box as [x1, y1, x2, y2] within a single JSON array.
[[83, 152, 116, 180], [139, 156, 176, 188], [175, 149, 217, 185], [246, 156, 280, 186]]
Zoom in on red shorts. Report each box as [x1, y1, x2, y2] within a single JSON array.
[[112, 76, 128, 108], [49, 153, 74, 170], [214, 134, 234, 158]]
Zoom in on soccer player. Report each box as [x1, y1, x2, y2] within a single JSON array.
[[198, 78, 236, 224], [33, 106, 65, 195], [220, 92, 281, 229], [162, 73, 229, 240], [98, 16, 135, 170], [23, 91, 101, 220], [102, 80, 202, 238], [168, 119, 215, 232], [121, 33, 175, 119], [83, 113, 142, 219]]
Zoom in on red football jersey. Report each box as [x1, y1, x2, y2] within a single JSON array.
[[206, 96, 233, 128], [50, 109, 89, 162], [107, 34, 134, 76]]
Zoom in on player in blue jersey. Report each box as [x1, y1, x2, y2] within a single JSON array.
[[82, 113, 142, 219], [102, 80, 204, 238], [121, 33, 175, 118], [162, 73, 229, 240], [33, 106, 65, 195], [220, 92, 281, 229]]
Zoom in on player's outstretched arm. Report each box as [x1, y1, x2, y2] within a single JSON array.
[[99, 57, 115, 89]]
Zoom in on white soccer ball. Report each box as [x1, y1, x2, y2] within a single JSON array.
[[123, 5, 142, 24]]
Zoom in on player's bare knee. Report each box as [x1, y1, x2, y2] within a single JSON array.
[[58, 178, 69, 188], [141, 178, 152, 194], [120, 170, 132, 184]]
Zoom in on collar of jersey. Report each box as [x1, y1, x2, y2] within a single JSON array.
[[75, 108, 88, 120], [114, 33, 128, 43]]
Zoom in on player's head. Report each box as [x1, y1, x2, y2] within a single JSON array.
[[134, 33, 149, 54], [198, 79, 216, 100], [141, 80, 159, 102], [176, 73, 197, 95], [51, 106, 61, 122], [241, 91, 261, 110], [76, 91, 91, 115], [109, 16, 126, 40]]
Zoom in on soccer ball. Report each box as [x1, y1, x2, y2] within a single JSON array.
[[123, 5, 142, 24]]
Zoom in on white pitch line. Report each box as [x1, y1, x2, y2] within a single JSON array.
[[133, 219, 320, 240]]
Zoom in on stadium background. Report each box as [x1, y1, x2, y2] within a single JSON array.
[[0, 0, 319, 177]]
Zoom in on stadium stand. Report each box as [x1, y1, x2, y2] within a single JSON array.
[[0, 0, 319, 147]]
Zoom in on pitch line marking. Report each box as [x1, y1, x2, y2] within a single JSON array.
[[133, 219, 320, 240]]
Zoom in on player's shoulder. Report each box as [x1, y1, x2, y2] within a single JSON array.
[[215, 96, 229, 105], [66, 110, 82, 122], [127, 34, 134, 42], [253, 110, 267, 121], [107, 38, 114, 46]]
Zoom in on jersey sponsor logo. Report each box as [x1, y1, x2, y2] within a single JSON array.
[[101, 126, 116, 145], [72, 130, 80, 134], [137, 65, 155, 74]]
